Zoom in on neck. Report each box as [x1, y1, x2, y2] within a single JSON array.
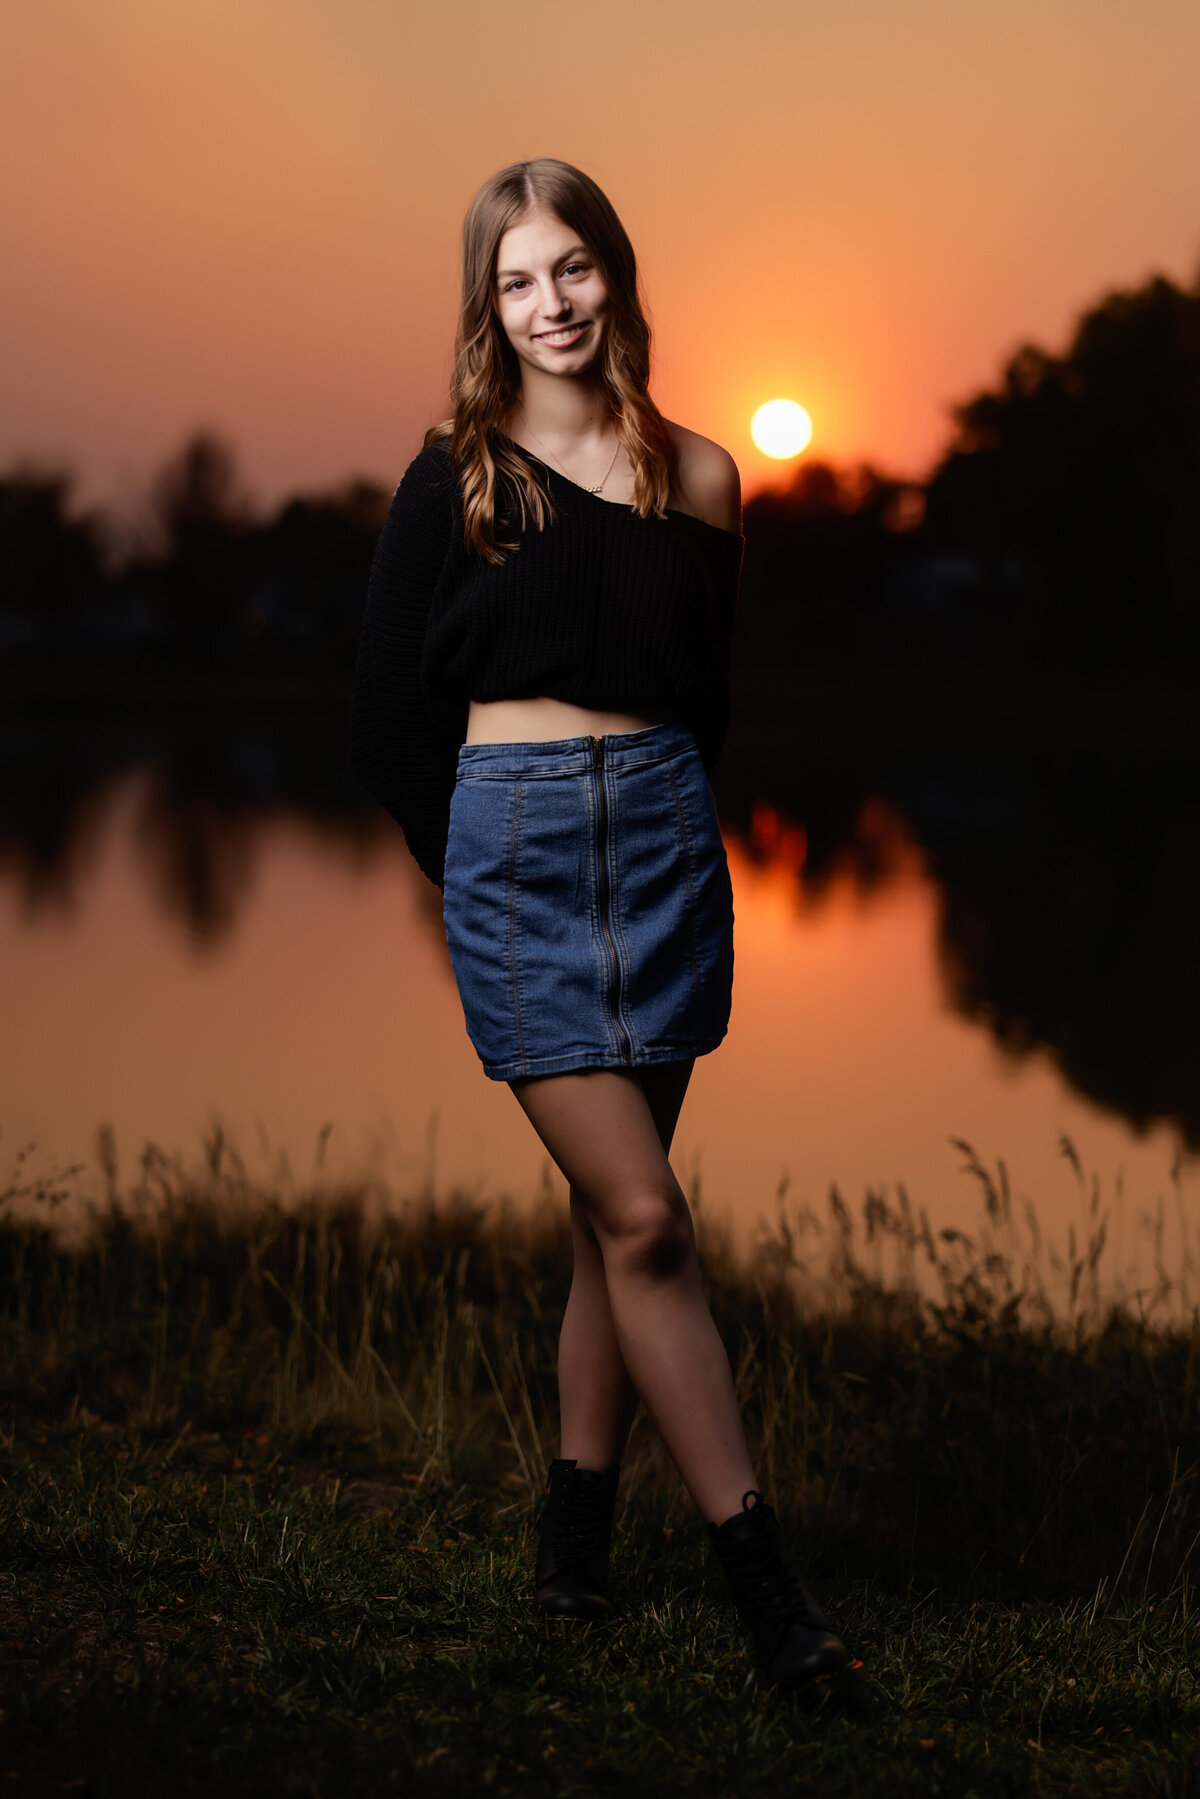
[[512, 370, 612, 447]]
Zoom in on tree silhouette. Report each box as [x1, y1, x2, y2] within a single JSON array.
[[259, 478, 389, 649], [147, 432, 258, 636], [736, 459, 923, 671], [0, 470, 106, 620], [925, 271, 1200, 662]]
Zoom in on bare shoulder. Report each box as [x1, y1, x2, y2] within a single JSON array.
[[665, 421, 742, 534]]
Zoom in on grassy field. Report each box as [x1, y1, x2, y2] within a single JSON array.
[[2, 1133, 1198, 1796]]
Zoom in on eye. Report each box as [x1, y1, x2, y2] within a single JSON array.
[[562, 262, 590, 276], [501, 278, 530, 293]]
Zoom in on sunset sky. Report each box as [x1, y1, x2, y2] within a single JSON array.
[[3, 0, 1199, 514]]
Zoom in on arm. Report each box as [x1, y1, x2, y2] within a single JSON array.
[[693, 522, 743, 776], [660, 425, 744, 775], [348, 448, 460, 889], [667, 423, 743, 536]]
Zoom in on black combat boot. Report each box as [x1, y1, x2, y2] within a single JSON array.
[[534, 1458, 620, 1619], [709, 1491, 863, 1703]]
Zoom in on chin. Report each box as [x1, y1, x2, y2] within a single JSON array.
[[566, 342, 606, 376], [532, 351, 602, 379]]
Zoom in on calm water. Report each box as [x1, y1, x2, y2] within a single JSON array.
[[2, 708, 1197, 1303]]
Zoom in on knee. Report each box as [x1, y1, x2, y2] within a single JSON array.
[[595, 1185, 696, 1282], [569, 1187, 601, 1251]]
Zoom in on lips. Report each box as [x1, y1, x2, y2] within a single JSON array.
[[534, 323, 590, 346]]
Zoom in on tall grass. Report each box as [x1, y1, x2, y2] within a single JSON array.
[[3, 1125, 1198, 1600]]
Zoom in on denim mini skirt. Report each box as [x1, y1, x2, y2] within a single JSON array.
[[442, 722, 734, 1082]]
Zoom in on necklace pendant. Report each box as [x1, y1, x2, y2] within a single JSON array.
[[587, 484, 601, 494]]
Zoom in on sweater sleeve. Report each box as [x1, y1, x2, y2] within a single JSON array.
[[348, 448, 461, 889], [694, 528, 744, 776]]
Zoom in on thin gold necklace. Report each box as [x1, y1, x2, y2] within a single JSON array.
[[519, 421, 621, 495]]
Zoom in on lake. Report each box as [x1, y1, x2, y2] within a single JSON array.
[[2, 694, 1197, 1309]]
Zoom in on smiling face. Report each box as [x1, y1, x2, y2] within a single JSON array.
[[493, 207, 609, 382]]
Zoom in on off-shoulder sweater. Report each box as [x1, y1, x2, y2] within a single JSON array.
[[348, 440, 743, 889]]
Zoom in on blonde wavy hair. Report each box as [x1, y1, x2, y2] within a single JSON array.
[[425, 158, 675, 561]]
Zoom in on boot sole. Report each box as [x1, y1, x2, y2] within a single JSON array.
[[776, 1657, 865, 1710], [533, 1596, 612, 1622]]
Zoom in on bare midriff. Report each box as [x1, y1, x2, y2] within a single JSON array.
[[465, 696, 677, 745]]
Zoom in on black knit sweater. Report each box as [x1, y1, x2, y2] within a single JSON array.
[[348, 440, 743, 888]]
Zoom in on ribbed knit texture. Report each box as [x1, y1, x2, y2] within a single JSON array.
[[348, 441, 743, 889]]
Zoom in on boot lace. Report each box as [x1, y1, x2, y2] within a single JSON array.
[[721, 1505, 825, 1636], [552, 1470, 614, 1574]]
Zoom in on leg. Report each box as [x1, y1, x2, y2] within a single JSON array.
[[519, 1067, 863, 1697], [557, 1190, 636, 1469], [556, 1061, 694, 1470], [510, 1066, 757, 1524]]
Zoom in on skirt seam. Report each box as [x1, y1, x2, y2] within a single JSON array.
[[582, 767, 616, 1064], [603, 765, 641, 1063], [506, 777, 528, 1067], [667, 759, 702, 1011], [486, 1037, 727, 1082]]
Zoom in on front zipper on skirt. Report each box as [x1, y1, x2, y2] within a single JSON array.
[[590, 736, 633, 1063]]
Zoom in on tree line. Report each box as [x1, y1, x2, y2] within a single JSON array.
[[4, 258, 1200, 673], [737, 263, 1200, 672], [0, 437, 389, 664]]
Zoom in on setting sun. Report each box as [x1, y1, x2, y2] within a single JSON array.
[[751, 399, 813, 459]]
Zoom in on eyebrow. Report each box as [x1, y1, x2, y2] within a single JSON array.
[[495, 244, 590, 280]]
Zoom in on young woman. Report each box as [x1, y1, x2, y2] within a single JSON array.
[[350, 158, 861, 1705]]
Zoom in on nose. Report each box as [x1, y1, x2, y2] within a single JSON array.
[[536, 278, 572, 319]]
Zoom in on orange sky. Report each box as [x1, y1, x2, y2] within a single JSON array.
[[3, 0, 1199, 513]]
